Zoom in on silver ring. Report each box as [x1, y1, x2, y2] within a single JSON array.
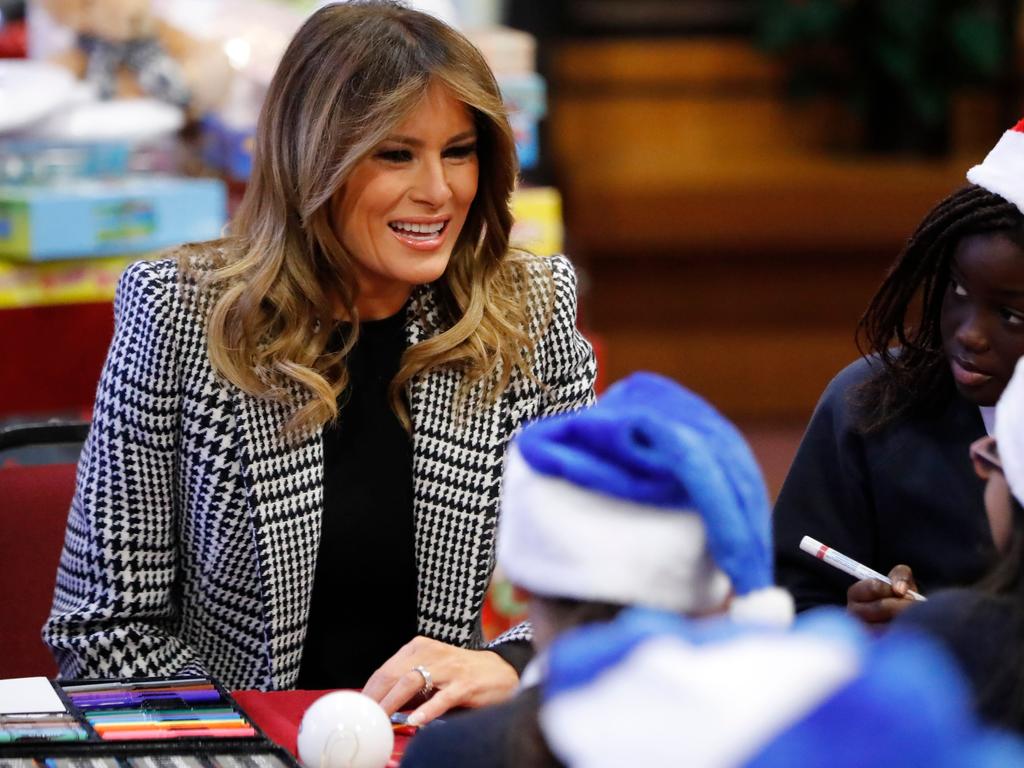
[[413, 664, 434, 697]]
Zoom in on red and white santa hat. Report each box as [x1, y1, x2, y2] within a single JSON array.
[[966, 118, 1024, 213]]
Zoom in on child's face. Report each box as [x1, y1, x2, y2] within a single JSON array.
[[970, 435, 1014, 552], [940, 232, 1024, 406]]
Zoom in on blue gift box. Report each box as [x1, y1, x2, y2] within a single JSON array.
[[200, 115, 254, 182], [498, 73, 546, 171], [0, 176, 227, 261]]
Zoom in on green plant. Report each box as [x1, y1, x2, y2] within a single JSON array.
[[757, 0, 1015, 153]]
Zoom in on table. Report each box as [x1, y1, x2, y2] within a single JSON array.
[[233, 690, 414, 768]]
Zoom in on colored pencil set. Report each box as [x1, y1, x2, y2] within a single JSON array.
[[61, 679, 256, 742], [0, 752, 291, 768], [0, 715, 87, 743], [0, 676, 297, 768]]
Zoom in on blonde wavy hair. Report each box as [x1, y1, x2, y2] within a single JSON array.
[[197, 1, 543, 433]]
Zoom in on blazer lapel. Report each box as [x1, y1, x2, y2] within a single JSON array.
[[233, 387, 324, 688], [405, 286, 506, 645]]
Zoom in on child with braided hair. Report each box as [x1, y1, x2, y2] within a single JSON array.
[[774, 120, 1024, 623]]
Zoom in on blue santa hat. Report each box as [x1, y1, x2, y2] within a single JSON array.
[[540, 608, 1024, 768], [497, 371, 793, 624]]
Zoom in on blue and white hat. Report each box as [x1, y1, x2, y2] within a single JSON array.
[[540, 608, 1024, 768], [497, 371, 793, 625]]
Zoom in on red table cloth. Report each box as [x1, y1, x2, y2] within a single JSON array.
[[233, 690, 412, 768]]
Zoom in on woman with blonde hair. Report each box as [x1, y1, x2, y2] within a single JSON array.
[[44, 0, 596, 724]]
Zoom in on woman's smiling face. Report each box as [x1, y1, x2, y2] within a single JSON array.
[[333, 81, 479, 319]]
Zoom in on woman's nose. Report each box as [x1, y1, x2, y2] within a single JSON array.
[[411, 158, 453, 207]]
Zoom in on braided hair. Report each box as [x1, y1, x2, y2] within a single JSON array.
[[854, 185, 1024, 432]]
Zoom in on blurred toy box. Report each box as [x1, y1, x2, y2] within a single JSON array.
[[510, 185, 563, 256], [498, 73, 545, 171], [200, 114, 255, 183], [0, 176, 226, 261], [0, 140, 183, 185], [0, 253, 140, 308]]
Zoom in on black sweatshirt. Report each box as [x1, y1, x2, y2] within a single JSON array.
[[773, 356, 995, 612]]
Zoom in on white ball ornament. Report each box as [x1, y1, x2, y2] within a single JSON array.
[[296, 691, 394, 768]]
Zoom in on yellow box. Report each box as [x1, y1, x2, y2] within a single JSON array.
[[0, 254, 144, 309], [510, 186, 564, 257]]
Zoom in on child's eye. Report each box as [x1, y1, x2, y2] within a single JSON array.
[[950, 277, 968, 297], [1000, 307, 1024, 327], [376, 149, 413, 163]]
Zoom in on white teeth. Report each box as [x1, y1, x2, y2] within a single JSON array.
[[390, 221, 445, 235]]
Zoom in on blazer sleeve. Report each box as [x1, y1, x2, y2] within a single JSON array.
[[535, 254, 597, 417], [487, 255, 597, 658], [43, 259, 210, 678], [772, 360, 878, 612]]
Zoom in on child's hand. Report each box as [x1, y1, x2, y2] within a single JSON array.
[[846, 564, 919, 624]]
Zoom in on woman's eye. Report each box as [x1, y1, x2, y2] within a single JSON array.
[[444, 143, 477, 160], [950, 277, 968, 297], [376, 149, 412, 163]]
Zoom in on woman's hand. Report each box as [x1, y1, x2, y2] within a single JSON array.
[[361, 636, 519, 726], [846, 564, 919, 624]]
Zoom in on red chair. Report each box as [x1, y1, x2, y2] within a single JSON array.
[[0, 421, 88, 679]]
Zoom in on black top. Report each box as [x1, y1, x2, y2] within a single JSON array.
[[297, 309, 418, 688], [773, 357, 994, 612], [894, 588, 1021, 732], [401, 687, 563, 768]]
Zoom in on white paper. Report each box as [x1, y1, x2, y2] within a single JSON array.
[[0, 676, 67, 714]]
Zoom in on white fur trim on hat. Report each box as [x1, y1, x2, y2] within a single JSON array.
[[995, 357, 1024, 508], [497, 446, 731, 614], [966, 124, 1024, 215], [728, 587, 795, 628], [541, 631, 861, 768]]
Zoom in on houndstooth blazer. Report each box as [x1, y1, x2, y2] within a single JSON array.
[[44, 246, 596, 690]]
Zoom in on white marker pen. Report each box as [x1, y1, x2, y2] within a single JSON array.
[[799, 535, 927, 602]]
